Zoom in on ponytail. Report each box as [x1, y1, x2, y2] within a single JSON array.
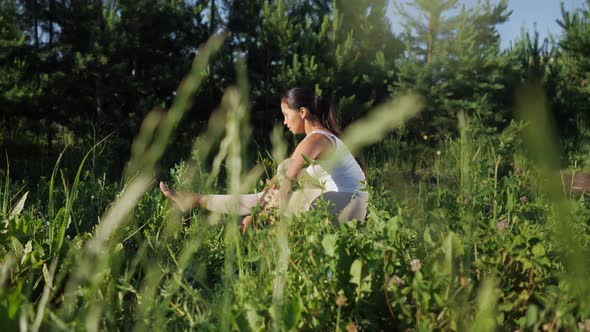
[[282, 87, 367, 176], [316, 95, 341, 137]]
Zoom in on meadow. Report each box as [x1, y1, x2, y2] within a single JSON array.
[[1, 36, 590, 332]]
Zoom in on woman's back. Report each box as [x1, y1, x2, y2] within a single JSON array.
[[301, 129, 365, 193]]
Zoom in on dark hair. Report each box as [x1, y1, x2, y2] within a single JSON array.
[[281, 87, 368, 176], [281, 87, 341, 137]]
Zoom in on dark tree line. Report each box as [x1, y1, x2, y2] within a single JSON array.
[[1, 0, 589, 171]]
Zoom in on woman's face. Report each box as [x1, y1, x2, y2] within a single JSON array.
[[281, 101, 305, 134]]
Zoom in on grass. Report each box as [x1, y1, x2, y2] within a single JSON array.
[[0, 35, 589, 331]]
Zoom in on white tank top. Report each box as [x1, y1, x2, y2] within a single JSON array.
[[302, 129, 366, 193]]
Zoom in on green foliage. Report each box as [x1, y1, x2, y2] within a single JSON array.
[[3, 0, 590, 177], [0, 0, 37, 108], [1, 61, 590, 332], [2, 1, 590, 331], [557, 0, 590, 168]]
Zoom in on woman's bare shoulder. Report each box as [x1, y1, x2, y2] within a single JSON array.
[[297, 133, 331, 150], [293, 133, 333, 160]]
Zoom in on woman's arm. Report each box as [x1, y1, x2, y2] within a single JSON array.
[[279, 134, 332, 211]]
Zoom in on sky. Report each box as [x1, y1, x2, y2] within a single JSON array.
[[387, 0, 589, 49]]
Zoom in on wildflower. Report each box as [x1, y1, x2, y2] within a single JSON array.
[[410, 259, 422, 272], [423, 135, 428, 140], [326, 270, 334, 281], [336, 294, 347, 307], [496, 220, 509, 231], [519, 196, 527, 204], [460, 277, 470, 287], [252, 180, 280, 226], [346, 322, 359, 332], [389, 275, 404, 287], [436, 150, 441, 156]]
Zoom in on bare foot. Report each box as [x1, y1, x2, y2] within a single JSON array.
[[159, 181, 175, 198], [159, 181, 201, 213]]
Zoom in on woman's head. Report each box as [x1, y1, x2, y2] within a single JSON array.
[[280, 87, 341, 136]]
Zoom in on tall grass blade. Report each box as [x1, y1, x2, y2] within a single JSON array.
[[515, 84, 590, 311], [320, 94, 424, 174], [48, 147, 66, 220], [340, 94, 424, 154], [125, 34, 226, 178], [2, 157, 9, 220], [472, 278, 497, 332], [7, 191, 28, 222], [221, 85, 249, 331], [54, 134, 111, 253], [56, 35, 225, 327], [65, 134, 113, 220], [31, 258, 58, 332]]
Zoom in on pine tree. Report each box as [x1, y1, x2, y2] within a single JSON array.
[[4, 0, 65, 150], [268, 0, 402, 124], [392, 0, 512, 139], [557, 0, 590, 166], [395, 0, 459, 64], [331, 0, 402, 123], [0, 0, 30, 116], [559, 0, 590, 94]]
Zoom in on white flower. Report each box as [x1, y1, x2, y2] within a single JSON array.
[[389, 275, 404, 287], [410, 259, 422, 272], [578, 320, 590, 332], [496, 220, 509, 231]]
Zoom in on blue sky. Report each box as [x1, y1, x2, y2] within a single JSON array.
[[387, 0, 588, 49]]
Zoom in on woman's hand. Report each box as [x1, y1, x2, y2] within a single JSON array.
[[241, 215, 252, 233]]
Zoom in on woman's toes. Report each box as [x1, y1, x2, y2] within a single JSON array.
[[160, 182, 173, 198]]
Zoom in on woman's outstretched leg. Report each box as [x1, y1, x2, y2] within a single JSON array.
[[202, 193, 261, 215], [160, 181, 262, 215]]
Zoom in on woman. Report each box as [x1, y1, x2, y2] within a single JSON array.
[[160, 87, 369, 227]]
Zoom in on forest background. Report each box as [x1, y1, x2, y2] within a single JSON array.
[[1, 0, 589, 179]]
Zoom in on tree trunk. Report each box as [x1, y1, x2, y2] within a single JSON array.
[[427, 12, 434, 64], [95, 0, 104, 126], [46, 118, 53, 151], [33, 0, 39, 52], [47, 0, 55, 153], [210, 0, 216, 35]]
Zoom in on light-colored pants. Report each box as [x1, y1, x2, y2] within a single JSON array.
[[201, 159, 369, 224]]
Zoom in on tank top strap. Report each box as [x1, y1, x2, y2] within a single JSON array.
[[304, 129, 338, 147]]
